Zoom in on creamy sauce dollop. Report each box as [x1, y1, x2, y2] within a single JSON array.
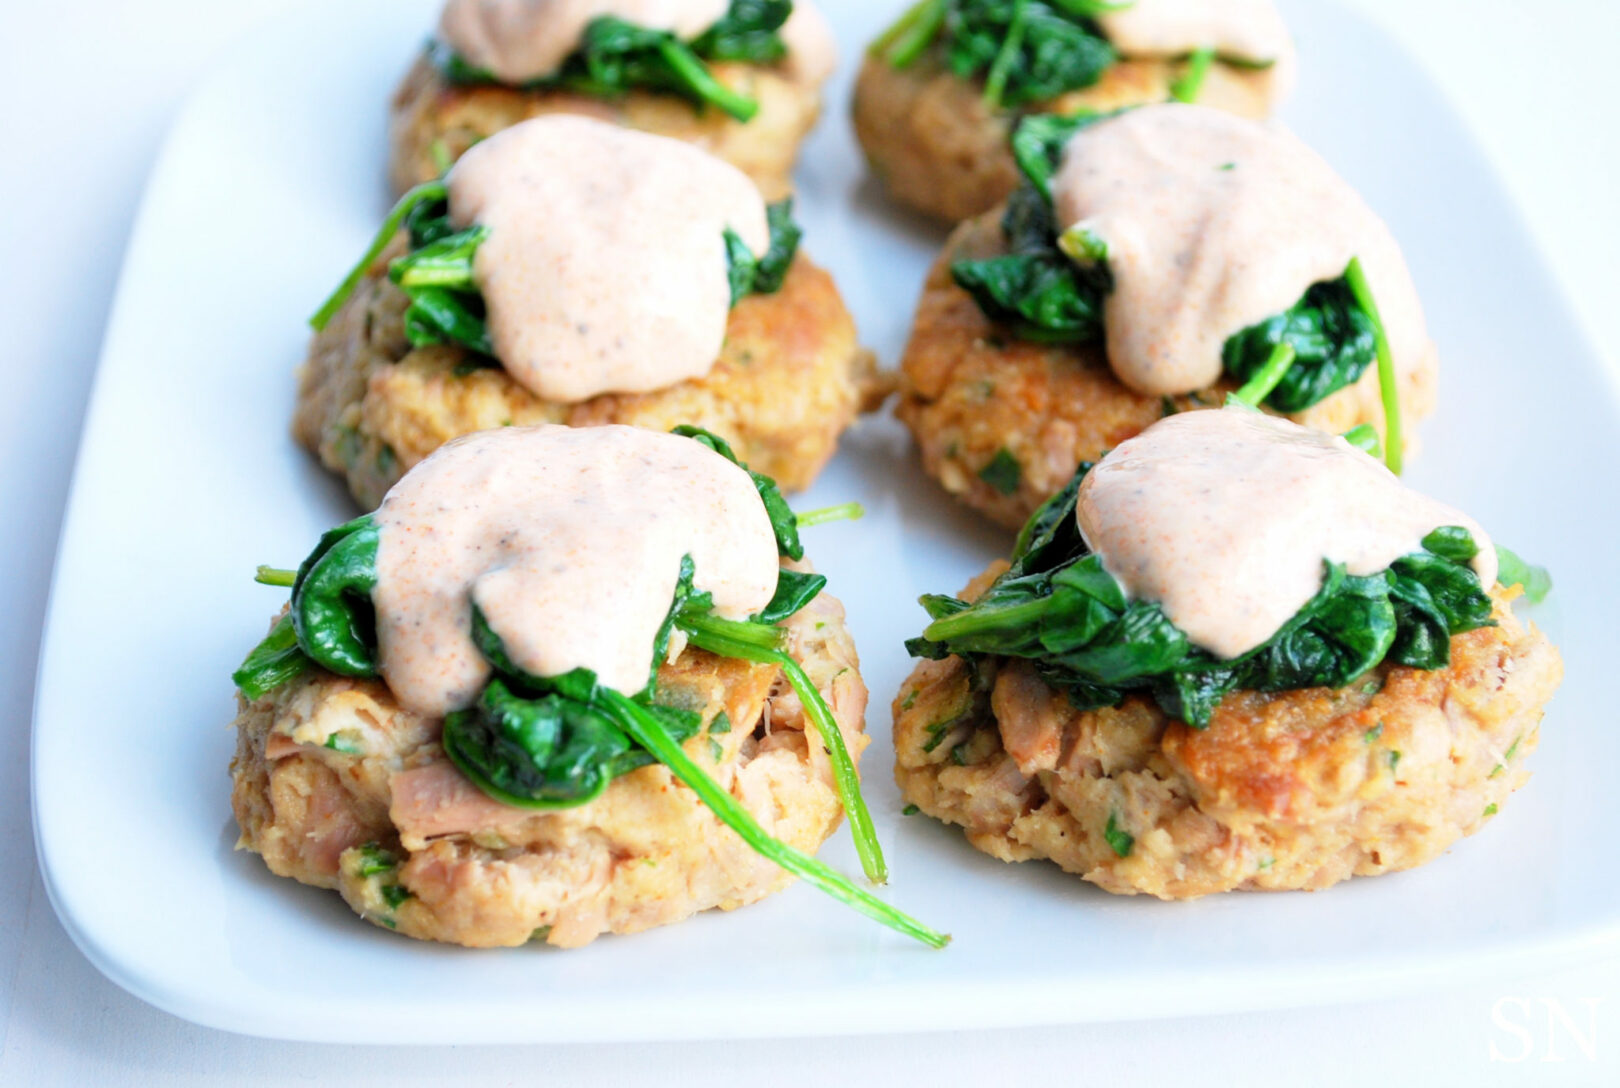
[[1095, 0, 1293, 66], [1076, 409, 1496, 660], [1051, 104, 1433, 398], [780, 1, 837, 85], [440, 0, 730, 84], [372, 424, 780, 718], [446, 116, 768, 403]]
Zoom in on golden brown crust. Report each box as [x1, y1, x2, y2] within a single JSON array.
[[293, 237, 881, 509], [892, 574, 1564, 898], [231, 586, 869, 948], [852, 50, 1283, 224], [388, 53, 822, 200], [894, 212, 1438, 528]]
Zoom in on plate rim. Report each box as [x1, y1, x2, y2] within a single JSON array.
[[31, 0, 1620, 1043]]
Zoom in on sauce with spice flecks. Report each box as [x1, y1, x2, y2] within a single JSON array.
[[780, 1, 837, 84], [446, 116, 768, 403], [372, 424, 779, 718], [1076, 408, 1496, 659], [1051, 104, 1433, 399]]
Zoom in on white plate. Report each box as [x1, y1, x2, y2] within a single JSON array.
[[33, 0, 1620, 1044]]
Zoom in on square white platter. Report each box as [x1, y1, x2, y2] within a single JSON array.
[[32, 0, 1620, 1044]]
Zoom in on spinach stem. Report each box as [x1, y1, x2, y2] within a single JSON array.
[[677, 610, 788, 651], [681, 625, 889, 885], [254, 566, 297, 587], [1051, 0, 1135, 14], [428, 139, 453, 175], [602, 688, 946, 947], [776, 654, 888, 882], [922, 594, 1053, 645], [983, 0, 1031, 110], [233, 612, 310, 700], [1230, 341, 1297, 407], [656, 38, 758, 121], [1057, 223, 1108, 265], [1341, 423, 1383, 458], [311, 181, 448, 331], [1343, 256, 1403, 473], [1170, 45, 1216, 103], [794, 502, 865, 529], [395, 258, 477, 289], [871, 0, 948, 68]]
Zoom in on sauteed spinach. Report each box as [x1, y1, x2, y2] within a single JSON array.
[[871, 0, 1124, 109], [438, 0, 793, 121], [906, 464, 1543, 730]]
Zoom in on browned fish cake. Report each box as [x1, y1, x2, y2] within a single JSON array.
[[388, 53, 823, 200], [231, 585, 868, 948], [295, 235, 883, 509], [852, 50, 1283, 224], [894, 211, 1438, 529], [892, 564, 1562, 898]]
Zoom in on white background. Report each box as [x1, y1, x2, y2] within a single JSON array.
[[2, 0, 1616, 1083]]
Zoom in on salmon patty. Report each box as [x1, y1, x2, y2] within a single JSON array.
[[895, 212, 1438, 529], [231, 586, 868, 948], [893, 564, 1562, 898], [852, 52, 1283, 224], [295, 236, 882, 510], [389, 53, 822, 200]]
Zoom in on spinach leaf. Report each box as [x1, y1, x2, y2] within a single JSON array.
[[723, 199, 803, 306], [950, 182, 1107, 343], [442, 677, 679, 808], [1009, 110, 1108, 200], [1496, 544, 1553, 604], [290, 515, 380, 678], [559, 17, 759, 120], [388, 204, 495, 357], [689, 0, 791, 62], [232, 612, 311, 701], [873, 0, 1115, 108], [756, 568, 828, 624], [906, 463, 1501, 728], [438, 0, 787, 122], [234, 516, 379, 696], [1222, 278, 1377, 413], [403, 190, 460, 248], [948, 0, 1117, 109]]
